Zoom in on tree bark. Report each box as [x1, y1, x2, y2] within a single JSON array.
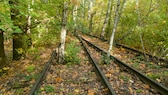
[[82, 0, 85, 18], [58, 2, 68, 64], [107, 0, 120, 58], [12, 33, 24, 60], [0, 30, 6, 69], [136, 0, 147, 60], [88, 0, 93, 21], [100, 0, 112, 40], [27, 0, 34, 35], [89, 12, 96, 33]]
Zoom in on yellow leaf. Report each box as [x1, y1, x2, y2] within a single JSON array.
[[88, 89, 95, 95], [144, 84, 150, 89], [40, 87, 44, 91], [162, 20, 166, 24], [140, 64, 146, 68], [74, 89, 80, 93], [55, 77, 62, 82], [105, 73, 111, 78], [120, 48, 125, 51], [102, 88, 108, 92], [2, 67, 10, 71]]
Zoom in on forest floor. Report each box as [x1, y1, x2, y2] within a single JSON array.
[[0, 35, 106, 95], [0, 40, 56, 94]]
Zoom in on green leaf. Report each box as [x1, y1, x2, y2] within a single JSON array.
[[13, 28, 22, 33]]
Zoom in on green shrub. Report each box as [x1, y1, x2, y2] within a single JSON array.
[[44, 85, 54, 93], [65, 41, 81, 64]]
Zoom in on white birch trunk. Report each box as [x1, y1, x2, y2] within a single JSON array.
[[136, 0, 146, 59], [100, 0, 112, 39], [58, 28, 66, 63], [27, 0, 34, 34], [88, 0, 93, 21], [82, 0, 85, 18], [58, 2, 68, 64], [107, 0, 120, 57]]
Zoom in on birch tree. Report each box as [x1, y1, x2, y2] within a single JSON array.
[[106, 0, 120, 62], [89, 11, 96, 32], [88, 0, 94, 32], [136, 0, 147, 60], [27, 0, 34, 35], [82, 0, 85, 18], [58, 1, 68, 64], [88, 0, 93, 21], [100, 0, 112, 40], [73, 0, 78, 36]]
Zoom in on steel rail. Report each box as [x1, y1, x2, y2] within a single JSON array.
[[116, 43, 168, 66], [84, 34, 168, 66], [81, 36, 168, 95], [29, 51, 56, 95], [78, 37, 116, 95]]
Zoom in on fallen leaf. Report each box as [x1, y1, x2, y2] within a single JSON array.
[[55, 77, 62, 82], [2, 67, 10, 71], [102, 88, 108, 92], [88, 89, 95, 95], [140, 64, 146, 68], [120, 48, 125, 51], [74, 89, 80, 93], [40, 87, 44, 91], [108, 70, 114, 74], [129, 87, 133, 94], [144, 84, 150, 89], [105, 73, 111, 77]]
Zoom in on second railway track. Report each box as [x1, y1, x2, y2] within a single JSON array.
[[79, 35, 168, 95], [81, 34, 168, 88]]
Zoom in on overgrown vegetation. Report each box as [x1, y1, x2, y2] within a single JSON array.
[[65, 41, 81, 65]]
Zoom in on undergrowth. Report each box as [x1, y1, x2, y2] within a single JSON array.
[[65, 41, 81, 65]]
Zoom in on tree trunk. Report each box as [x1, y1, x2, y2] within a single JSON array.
[[100, 0, 112, 40], [88, 0, 93, 21], [0, 30, 6, 69], [27, 0, 34, 35], [12, 33, 24, 60], [82, 0, 85, 18], [89, 12, 96, 32], [107, 0, 120, 58], [9, 0, 32, 60], [136, 0, 147, 60], [58, 2, 68, 64]]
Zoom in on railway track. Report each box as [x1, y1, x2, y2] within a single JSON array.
[[29, 51, 57, 95], [29, 37, 115, 95], [82, 34, 168, 87], [29, 35, 168, 95], [85, 33, 168, 67], [80, 36, 168, 95]]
